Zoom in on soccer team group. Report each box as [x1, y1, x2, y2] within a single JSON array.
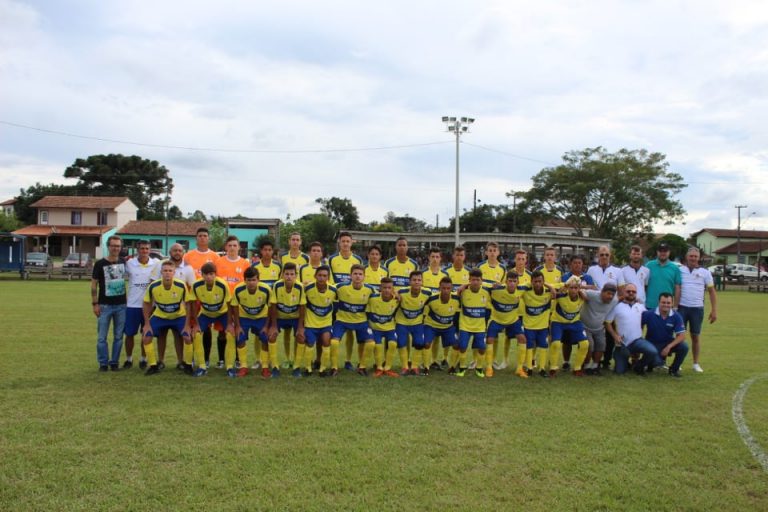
[[91, 228, 717, 380]]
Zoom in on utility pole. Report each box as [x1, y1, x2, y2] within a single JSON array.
[[735, 204, 747, 264]]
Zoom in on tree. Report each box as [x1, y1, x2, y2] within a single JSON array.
[[167, 205, 184, 221], [14, 182, 79, 225], [381, 212, 429, 232], [187, 210, 207, 222], [315, 197, 361, 229], [522, 147, 686, 242], [646, 234, 690, 262], [64, 154, 173, 219], [281, 213, 338, 254], [0, 212, 21, 231]]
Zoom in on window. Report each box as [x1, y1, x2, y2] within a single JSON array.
[[97, 210, 108, 226], [40, 211, 49, 225], [71, 211, 82, 225]]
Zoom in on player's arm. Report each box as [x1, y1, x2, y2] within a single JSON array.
[[230, 301, 243, 338], [267, 303, 279, 340], [296, 305, 306, 343], [707, 285, 717, 323], [90, 278, 100, 317]]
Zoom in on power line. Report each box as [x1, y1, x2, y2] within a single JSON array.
[[0, 120, 451, 154], [460, 141, 557, 165]]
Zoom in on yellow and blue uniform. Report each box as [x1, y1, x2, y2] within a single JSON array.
[[384, 256, 419, 288], [424, 293, 460, 348], [535, 264, 564, 287], [395, 288, 431, 348], [550, 292, 589, 371], [328, 252, 364, 286], [270, 280, 306, 331], [251, 260, 282, 288], [487, 286, 524, 339], [422, 268, 449, 293], [231, 282, 272, 343], [364, 264, 388, 291], [476, 260, 506, 286], [190, 277, 231, 331], [281, 251, 310, 271], [332, 283, 375, 343], [299, 263, 334, 286], [303, 283, 338, 346], [511, 268, 533, 291], [143, 277, 189, 336], [366, 294, 399, 344], [445, 265, 470, 291], [522, 288, 554, 370], [458, 286, 491, 351]]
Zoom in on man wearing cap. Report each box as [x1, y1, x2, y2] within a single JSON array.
[[604, 283, 661, 375], [646, 242, 682, 310], [579, 281, 619, 375]]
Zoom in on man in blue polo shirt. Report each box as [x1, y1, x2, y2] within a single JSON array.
[[645, 242, 682, 309], [642, 292, 689, 377]]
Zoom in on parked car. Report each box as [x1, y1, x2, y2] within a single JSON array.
[[707, 265, 724, 276], [725, 263, 767, 282], [148, 250, 166, 260], [63, 253, 93, 271], [25, 252, 53, 273]]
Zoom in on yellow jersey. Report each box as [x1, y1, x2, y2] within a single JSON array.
[[445, 265, 470, 290], [304, 283, 338, 329], [489, 286, 523, 325], [422, 268, 449, 293], [364, 264, 388, 291], [231, 282, 272, 320], [335, 283, 375, 324], [144, 278, 189, 320], [190, 277, 231, 318], [535, 264, 564, 287], [270, 280, 306, 320], [476, 260, 506, 286], [328, 252, 364, 285], [299, 263, 335, 287], [459, 286, 491, 333], [522, 289, 552, 330], [281, 251, 310, 271], [366, 294, 399, 331], [251, 260, 282, 287], [424, 293, 460, 330], [384, 256, 419, 288], [395, 288, 431, 326], [551, 293, 583, 324], [511, 267, 532, 291]]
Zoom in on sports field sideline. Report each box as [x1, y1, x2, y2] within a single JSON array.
[[1, 280, 767, 511]]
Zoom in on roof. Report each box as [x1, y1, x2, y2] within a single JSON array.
[[0, 198, 16, 206], [117, 220, 208, 237], [534, 218, 577, 228], [714, 241, 768, 255], [13, 225, 114, 237], [691, 228, 768, 239], [30, 196, 135, 209]]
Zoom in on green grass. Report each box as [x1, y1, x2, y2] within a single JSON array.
[[1, 281, 767, 511]]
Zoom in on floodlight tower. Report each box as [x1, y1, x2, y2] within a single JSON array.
[[442, 116, 475, 247]]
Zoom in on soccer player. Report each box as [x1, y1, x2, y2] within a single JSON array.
[[231, 266, 272, 378], [445, 245, 470, 291], [453, 269, 491, 377], [300, 241, 331, 286], [423, 277, 460, 375], [521, 271, 555, 377], [91, 235, 127, 372], [215, 235, 249, 369], [304, 266, 338, 377], [141, 260, 192, 375], [188, 263, 232, 377], [476, 242, 506, 286], [422, 247, 448, 293], [535, 246, 563, 286], [281, 232, 310, 269], [123, 240, 161, 370], [367, 277, 400, 377], [328, 232, 364, 370], [642, 292, 689, 377], [252, 238, 282, 287], [331, 264, 376, 376], [268, 262, 307, 375], [384, 236, 419, 288], [549, 276, 590, 376], [678, 247, 716, 372], [165, 243, 196, 367], [394, 270, 431, 375], [559, 254, 596, 370], [496, 249, 533, 370], [486, 270, 526, 378], [364, 245, 388, 291], [183, 227, 220, 367]]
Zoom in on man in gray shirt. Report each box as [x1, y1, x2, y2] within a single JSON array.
[[580, 282, 619, 375]]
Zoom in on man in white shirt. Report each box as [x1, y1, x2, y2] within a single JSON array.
[[587, 245, 625, 369], [123, 240, 161, 369], [621, 245, 650, 304], [678, 247, 717, 373], [604, 284, 661, 375]]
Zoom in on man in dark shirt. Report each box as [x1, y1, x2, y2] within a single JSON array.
[[91, 235, 127, 371]]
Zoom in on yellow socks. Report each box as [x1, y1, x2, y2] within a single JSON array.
[[574, 340, 589, 370], [144, 340, 157, 366], [295, 343, 306, 372], [548, 341, 562, 371], [398, 347, 409, 370], [259, 344, 270, 369], [345, 332, 354, 363], [516, 343, 527, 370], [525, 348, 535, 369], [384, 341, 397, 370], [224, 332, 236, 370], [268, 341, 279, 369], [361, 341, 374, 369], [193, 332, 207, 369], [183, 341, 193, 365], [485, 344, 495, 369], [374, 343, 385, 370], [449, 348, 461, 368], [236, 345, 248, 369], [320, 345, 331, 372], [535, 347, 548, 370], [422, 346, 433, 368], [330, 339, 340, 370]]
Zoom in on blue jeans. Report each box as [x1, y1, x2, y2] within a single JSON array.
[[97, 304, 126, 366], [653, 341, 689, 373], [613, 338, 661, 374]]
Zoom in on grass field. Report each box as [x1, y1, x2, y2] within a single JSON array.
[[1, 280, 767, 511]]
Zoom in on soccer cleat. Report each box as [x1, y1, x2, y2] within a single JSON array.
[[175, 363, 185, 371], [110, 364, 120, 372], [227, 368, 237, 378], [236, 367, 249, 378], [573, 370, 584, 377], [122, 360, 133, 370], [539, 369, 549, 378], [421, 367, 430, 377], [251, 362, 261, 370], [282, 360, 293, 369], [485, 366, 494, 378], [562, 362, 571, 371], [356, 367, 369, 377], [261, 368, 271, 379], [373, 369, 385, 378], [318, 370, 328, 378], [145, 365, 160, 376], [344, 361, 355, 371], [302, 370, 313, 377], [455, 368, 466, 377], [271, 367, 281, 378], [292, 368, 303, 378], [411, 367, 420, 376], [692, 363, 704, 373], [157, 362, 165, 371], [384, 369, 400, 377], [330, 368, 340, 377], [526, 368, 533, 377], [448, 367, 456, 376], [400, 368, 411, 376], [216, 360, 225, 369], [139, 360, 148, 370], [515, 368, 529, 379], [549, 369, 557, 378], [313, 360, 321, 371], [99, 365, 109, 372], [669, 369, 683, 378], [192, 367, 207, 378], [475, 368, 485, 378]]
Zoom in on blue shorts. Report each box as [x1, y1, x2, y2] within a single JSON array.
[[525, 328, 549, 349], [395, 323, 425, 349], [147, 316, 188, 339], [371, 329, 397, 345], [238, 318, 268, 345], [677, 305, 704, 335], [423, 325, 456, 348], [457, 330, 486, 351], [124, 307, 145, 337], [332, 321, 374, 343], [305, 326, 332, 347], [551, 321, 588, 345], [276, 318, 298, 331], [198, 313, 227, 332], [487, 318, 524, 339]]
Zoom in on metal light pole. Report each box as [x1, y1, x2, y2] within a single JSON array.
[[164, 178, 171, 254], [735, 204, 747, 264], [442, 116, 474, 247]]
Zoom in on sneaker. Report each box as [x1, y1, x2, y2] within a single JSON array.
[[410, 367, 420, 376], [692, 363, 704, 373], [549, 369, 557, 378], [318, 370, 328, 378], [421, 367, 430, 377], [440, 359, 449, 369], [157, 362, 165, 371], [562, 362, 571, 371], [344, 361, 355, 371], [216, 360, 225, 369], [192, 368, 207, 378], [261, 368, 271, 379], [384, 369, 400, 377], [226, 368, 237, 378], [515, 368, 529, 379], [282, 360, 293, 369], [330, 368, 340, 377], [123, 360, 133, 370], [139, 360, 148, 370], [180, 363, 194, 375], [475, 368, 485, 378], [251, 362, 262, 370], [526, 368, 533, 377], [99, 365, 108, 372], [356, 367, 369, 377], [237, 367, 249, 378], [271, 367, 281, 378], [485, 366, 494, 378], [400, 368, 411, 376], [455, 368, 466, 377], [492, 361, 502, 370], [468, 360, 477, 370], [498, 361, 509, 370], [539, 369, 549, 378], [302, 370, 313, 377], [110, 364, 120, 372], [573, 370, 584, 377], [292, 368, 303, 378], [447, 367, 456, 376], [145, 365, 160, 376], [373, 369, 385, 378], [669, 369, 683, 378]]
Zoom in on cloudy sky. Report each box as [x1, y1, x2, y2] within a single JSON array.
[[1, 0, 766, 236]]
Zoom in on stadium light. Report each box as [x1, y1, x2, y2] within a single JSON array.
[[442, 115, 475, 247], [736, 205, 747, 264]]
